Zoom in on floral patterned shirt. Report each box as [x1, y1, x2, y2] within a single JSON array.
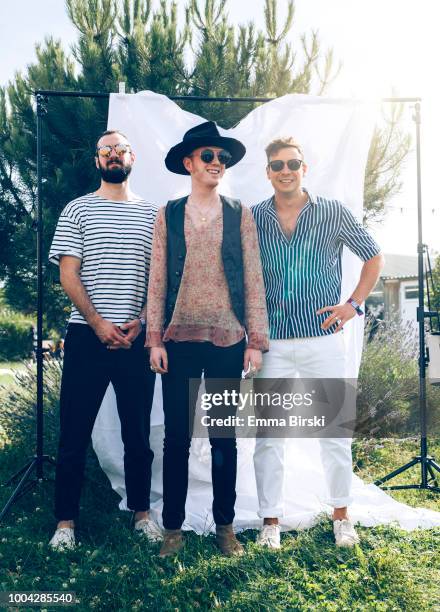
[[146, 203, 269, 350]]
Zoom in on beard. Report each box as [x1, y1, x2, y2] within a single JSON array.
[[98, 160, 132, 184]]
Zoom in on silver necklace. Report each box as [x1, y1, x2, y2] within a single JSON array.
[[188, 196, 220, 223]]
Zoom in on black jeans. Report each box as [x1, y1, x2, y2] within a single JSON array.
[[161, 339, 245, 530], [55, 323, 155, 520]]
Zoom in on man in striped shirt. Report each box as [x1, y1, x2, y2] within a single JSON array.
[[47, 130, 162, 550], [251, 136, 384, 548]]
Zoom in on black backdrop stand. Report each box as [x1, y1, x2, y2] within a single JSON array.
[[374, 102, 440, 492], [0, 94, 57, 521], [0, 91, 437, 522]]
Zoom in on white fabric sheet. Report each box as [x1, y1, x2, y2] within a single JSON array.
[[90, 91, 440, 531]]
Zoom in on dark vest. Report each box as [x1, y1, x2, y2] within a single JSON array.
[[164, 195, 245, 327]]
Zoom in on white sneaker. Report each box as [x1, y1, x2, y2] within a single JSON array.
[[49, 527, 75, 551], [333, 519, 360, 547], [256, 524, 281, 549], [134, 517, 163, 542]]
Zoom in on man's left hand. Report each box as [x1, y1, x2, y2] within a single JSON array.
[[316, 303, 357, 333], [243, 348, 263, 376], [108, 318, 143, 349]]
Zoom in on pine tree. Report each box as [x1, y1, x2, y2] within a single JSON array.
[[0, 0, 410, 332], [364, 104, 411, 225]]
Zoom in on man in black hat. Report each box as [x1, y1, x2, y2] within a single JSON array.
[[146, 121, 269, 557]]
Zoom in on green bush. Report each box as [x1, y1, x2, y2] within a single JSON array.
[[0, 309, 34, 361], [357, 315, 440, 437], [0, 360, 61, 455]]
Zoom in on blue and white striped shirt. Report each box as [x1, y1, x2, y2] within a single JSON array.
[[251, 191, 381, 339]]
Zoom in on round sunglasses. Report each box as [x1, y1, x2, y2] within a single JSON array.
[[268, 159, 303, 172], [97, 144, 131, 157], [190, 148, 232, 165]]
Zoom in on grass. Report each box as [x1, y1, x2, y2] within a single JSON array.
[[0, 439, 439, 611]]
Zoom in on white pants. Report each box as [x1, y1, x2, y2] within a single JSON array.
[[253, 334, 353, 517]]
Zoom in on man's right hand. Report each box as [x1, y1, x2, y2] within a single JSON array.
[[91, 317, 132, 349], [150, 347, 168, 374]]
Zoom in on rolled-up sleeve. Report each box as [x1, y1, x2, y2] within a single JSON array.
[[241, 207, 269, 352], [145, 207, 168, 348], [48, 211, 83, 265], [339, 205, 381, 261]]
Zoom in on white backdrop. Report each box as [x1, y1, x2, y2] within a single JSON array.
[[91, 92, 440, 531]]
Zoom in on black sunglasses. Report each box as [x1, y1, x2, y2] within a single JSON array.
[[268, 159, 303, 172], [191, 148, 232, 165]]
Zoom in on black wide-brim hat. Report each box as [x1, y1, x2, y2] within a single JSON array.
[[165, 121, 246, 175]]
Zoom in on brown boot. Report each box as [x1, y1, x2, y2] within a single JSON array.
[[159, 529, 184, 558], [215, 524, 244, 557]]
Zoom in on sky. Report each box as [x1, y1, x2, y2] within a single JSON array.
[[1, 0, 438, 257]]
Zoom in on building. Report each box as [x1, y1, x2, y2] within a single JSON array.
[[366, 253, 418, 328]]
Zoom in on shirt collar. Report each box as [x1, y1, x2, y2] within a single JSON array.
[[264, 188, 316, 217], [303, 187, 316, 205]]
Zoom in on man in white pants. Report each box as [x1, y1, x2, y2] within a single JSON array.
[[251, 137, 384, 548]]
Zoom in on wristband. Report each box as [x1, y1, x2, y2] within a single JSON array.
[[346, 298, 364, 316], [139, 317, 146, 327]]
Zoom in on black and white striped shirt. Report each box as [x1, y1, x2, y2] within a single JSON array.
[[251, 191, 381, 339], [49, 193, 158, 325]]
